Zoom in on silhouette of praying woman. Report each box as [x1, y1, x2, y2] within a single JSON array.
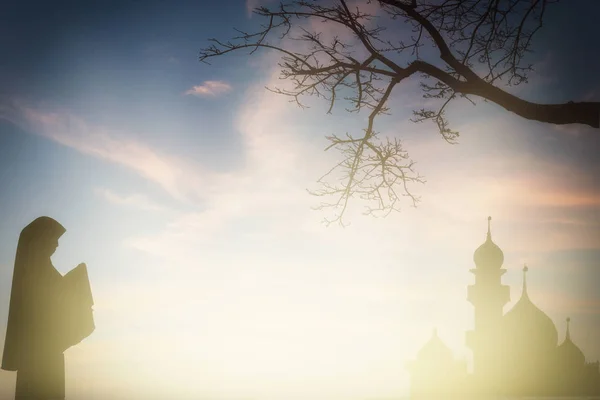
[[1, 217, 95, 400]]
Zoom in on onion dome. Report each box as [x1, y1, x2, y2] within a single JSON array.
[[473, 216, 504, 269], [416, 328, 454, 363], [503, 265, 558, 349], [556, 317, 585, 366]]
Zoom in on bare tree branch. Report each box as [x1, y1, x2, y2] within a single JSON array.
[[199, 0, 599, 225]]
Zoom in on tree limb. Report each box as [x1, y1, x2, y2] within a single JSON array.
[[199, 0, 598, 224]]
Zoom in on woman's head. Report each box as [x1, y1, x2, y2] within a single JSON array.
[[19, 216, 66, 259]]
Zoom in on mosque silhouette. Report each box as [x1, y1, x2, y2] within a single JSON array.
[[407, 217, 600, 398]]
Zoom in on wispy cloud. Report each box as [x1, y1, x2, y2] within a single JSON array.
[[184, 80, 232, 97], [93, 187, 171, 212], [0, 99, 220, 202], [126, 69, 330, 259]]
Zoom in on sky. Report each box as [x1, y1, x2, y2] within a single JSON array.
[[0, 1, 599, 399]]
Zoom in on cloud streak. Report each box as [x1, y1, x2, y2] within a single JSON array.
[[0, 99, 221, 203], [93, 187, 171, 212], [184, 80, 232, 97]]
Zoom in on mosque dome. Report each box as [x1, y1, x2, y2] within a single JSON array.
[[417, 329, 454, 363], [556, 317, 585, 366], [503, 266, 558, 350], [473, 217, 504, 269]]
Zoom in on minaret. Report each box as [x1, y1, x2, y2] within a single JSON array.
[[466, 217, 510, 385]]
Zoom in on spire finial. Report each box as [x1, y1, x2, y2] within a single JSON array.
[[432, 327, 438, 337], [566, 317, 571, 340], [522, 264, 529, 297], [487, 216, 492, 239]]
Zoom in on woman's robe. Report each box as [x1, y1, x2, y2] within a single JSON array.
[[2, 217, 94, 400], [14, 260, 67, 400]]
